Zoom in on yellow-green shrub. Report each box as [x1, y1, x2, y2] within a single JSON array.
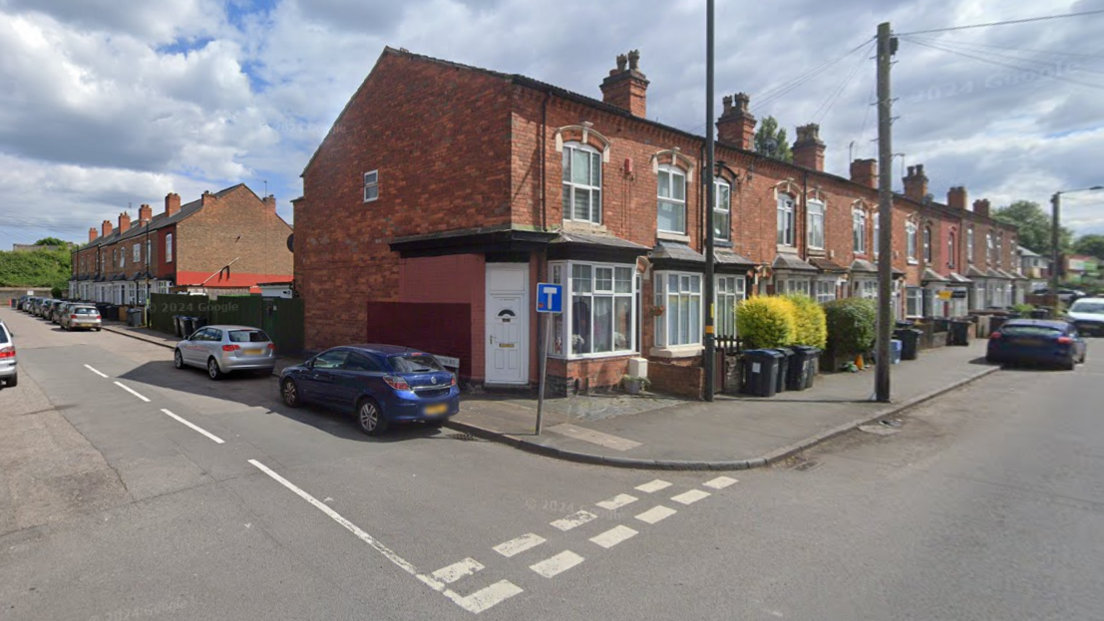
[[736, 296, 797, 349], [784, 294, 827, 349]]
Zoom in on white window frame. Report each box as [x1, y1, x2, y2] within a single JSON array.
[[657, 165, 687, 235], [655, 271, 703, 348], [923, 225, 933, 264], [814, 278, 837, 304], [777, 194, 796, 247], [119, 247, 125, 268], [713, 179, 732, 241], [906, 222, 918, 263], [854, 278, 878, 299], [165, 233, 174, 263], [852, 208, 867, 254], [562, 142, 602, 224], [948, 232, 956, 269], [363, 170, 379, 203], [776, 277, 812, 296], [548, 261, 636, 359], [986, 232, 994, 265], [715, 275, 746, 338], [906, 286, 923, 318], [807, 199, 825, 250], [872, 216, 880, 258], [967, 226, 975, 263], [133, 244, 141, 263]]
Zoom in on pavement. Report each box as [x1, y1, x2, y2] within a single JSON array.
[[452, 340, 998, 470]]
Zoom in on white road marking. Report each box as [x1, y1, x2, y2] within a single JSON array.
[[589, 525, 638, 549], [248, 459, 513, 614], [635, 479, 672, 493], [671, 489, 711, 505], [84, 364, 108, 378], [454, 580, 524, 614], [494, 534, 546, 558], [635, 505, 677, 524], [596, 493, 637, 511], [160, 409, 225, 445], [546, 423, 642, 451], [113, 381, 150, 402], [551, 510, 598, 531], [530, 551, 585, 578], [432, 558, 484, 585], [703, 476, 738, 490]]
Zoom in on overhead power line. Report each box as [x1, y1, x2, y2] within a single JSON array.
[[905, 34, 1104, 62], [753, 38, 874, 112], [897, 9, 1104, 36], [906, 35, 1104, 77], [813, 40, 873, 123], [901, 36, 1104, 91]]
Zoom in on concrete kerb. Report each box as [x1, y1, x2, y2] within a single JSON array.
[[444, 365, 1001, 471]]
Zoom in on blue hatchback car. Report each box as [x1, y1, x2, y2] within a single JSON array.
[[986, 319, 1088, 370], [280, 344, 460, 435]]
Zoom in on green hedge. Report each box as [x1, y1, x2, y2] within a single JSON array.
[[784, 294, 828, 349], [824, 298, 877, 355], [736, 296, 797, 349]]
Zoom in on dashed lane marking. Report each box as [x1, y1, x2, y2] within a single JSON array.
[[589, 525, 638, 549], [635, 479, 672, 494], [671, 489, 711, 505], [551, 510, 598, 532], [432, 558, 484, 585], [530, 551, 585, 578], [595, 493, 637, 511], [703, 476, 738, 490], [635, 505, 677, 524], [113, 381, 150, 402], [160, 409, 225, 444], [493, 534, 546, 558], [84, 364, 108, 378]]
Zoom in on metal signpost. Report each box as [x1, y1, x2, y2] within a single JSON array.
[[535, 282, 562, 435]]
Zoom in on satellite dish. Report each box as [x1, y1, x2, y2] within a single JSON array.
[[286, 233, 294, 253]]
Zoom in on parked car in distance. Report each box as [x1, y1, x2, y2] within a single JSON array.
[[279, 344, 460, 436], [0, 319, 16, 388], [40, 299, 60, 319], [1067, 297, 1104, 337], [987, 319, 1087, 370], [1032, 287, 1086, 304], [174, 325, 276, 380], [15, 295, 30, 311], [51, 302, 73, 324], [61, 305, 103, 331]]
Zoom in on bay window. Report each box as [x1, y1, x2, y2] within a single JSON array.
[[713, 179, 731, 241], [549, 261, 636, 358], [655, 272, 702, 347], [853, 209, 867, 254], [777, 194, 796, 246], [807, 200, 825, 250], [657, 166, 687, 234], [776, 277, 812, 295], [814, 279, 837, 304], [562, 143, 602, 224], [906, 287, 923, 317], [715, 275, 746, 338], [854, 278, 878, 299]]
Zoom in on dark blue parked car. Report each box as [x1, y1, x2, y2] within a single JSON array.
[[280, 344, 460, 435], [986, 319, 1088, 370]]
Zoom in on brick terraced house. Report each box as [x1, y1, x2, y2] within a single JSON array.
[[294, 47, 1022, 398], [71, 184, 294, 303]]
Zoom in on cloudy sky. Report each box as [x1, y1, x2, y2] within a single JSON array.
[[1, 0, 1103, 249]]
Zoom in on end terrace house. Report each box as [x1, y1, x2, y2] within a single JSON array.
[[71, 184, 294, 303], [295, 47, 1019, 398]]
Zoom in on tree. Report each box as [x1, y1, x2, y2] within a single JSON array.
[[1074, 234, 1104, 260], [754, 116, 793, 162], [992, 200, 1072, 255], [34, 237, 68, 247]]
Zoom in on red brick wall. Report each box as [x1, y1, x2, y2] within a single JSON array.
[[649, 359, 704, 400], [297, 50, 514, 350], [398, 254, 487, 379]]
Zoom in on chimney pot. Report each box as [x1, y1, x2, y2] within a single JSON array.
[[600, 50, 649, 117], [262, 195, 277, 211], [101, 220, 113, 238], [716, 92, 756, 150], [903, 163, 930, 201], [117, 212, 131, 234], [165, 192, 181, 216], [972, 197, 990, 217], [138, 203, 153, 225], [88, 227, 98, 243], [792, 123, 825, 171]]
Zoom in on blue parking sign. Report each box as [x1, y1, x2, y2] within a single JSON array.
[[536, 283, 562, 313]]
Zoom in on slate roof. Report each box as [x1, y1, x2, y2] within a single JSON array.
[[773, 253, 818, 272], [553, 230, 651, 250], [850, 259, 878, 273], [947, 272, 973, 284], [965, 265, 988, 278], [809, 257, 848, 273], [921, 268, 948, 282], [650, 241, 705, 262]]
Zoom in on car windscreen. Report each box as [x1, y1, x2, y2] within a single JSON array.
[[389, 354, 445, 373], [0, 326, 9, 344], [1002, 325, 1064, 338], [228, 330, 270, 343], [73, 307, 98, 315], [1070, 302, 1104, 314]]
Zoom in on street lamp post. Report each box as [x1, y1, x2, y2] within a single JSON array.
[[1051, 186, 1103, 306]]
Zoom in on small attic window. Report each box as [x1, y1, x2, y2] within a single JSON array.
[[363, 170, 379, 203]]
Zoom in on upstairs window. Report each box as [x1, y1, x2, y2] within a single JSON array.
[[713, 179, 731, 241], [906, 222, 918, 261], [776, 194, 796, 246], [872, 216, 881, 258], [165, 233, 174, 263], [986, 232, 994, 265], [363, 170, 379, 202], [657, 166, 687, 234], [923, 226, 933, 263], [852, 209, 867, 254], [948, 232, 956, 269], [562, 143, 602, 224], [133, 244, 141, 263], [807, 200, 825, 250], [967, 226, 975, 263]]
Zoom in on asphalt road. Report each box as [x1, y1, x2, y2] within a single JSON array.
[[1, 306, 1101, 620]]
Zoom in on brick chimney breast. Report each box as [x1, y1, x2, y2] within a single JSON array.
[[793, 123, 826, 171], [947, 186, 968, 210], [117, 212, 131, 234], [138, 203, 153, 224], [165, 192, 181, 216], [88, 227, 98, 243], [600, 50, 649, 117], [903, 164, 929, 201], [263, 195, 277, 211], [850, 158, 877, 189], [972, 197, 990, 217], [716, 92, 757, 150], [101, 220, 113, 238]]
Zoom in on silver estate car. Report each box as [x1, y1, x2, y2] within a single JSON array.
[[0, 319, 16, 388], [60, 305, 103, 331], [174, 325, 276, 380]]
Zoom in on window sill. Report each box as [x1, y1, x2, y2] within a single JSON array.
[[553, 351, 637, 361], [776, 244, 798, 253], [562, 220, 608, 235], [657, 232, 691, 243], [649, 344, 704, 359], [907, 259, 919, 265], [713, 240, 733, 248]]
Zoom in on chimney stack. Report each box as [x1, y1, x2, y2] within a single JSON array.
[[138, 203, 153, 225], [716, 93, 757, 150], [972, 197, 990, 218], [117, 212, 131, 234], [165, 192, 181, 216], [600, 50, 649, 117], [88, 227, 98, 243], [903, 164, 929, 201], [201, 190, 215, 207], [101, 220, 113, 238], [792, 123, 826, 171], [946, 186, 968, 210], [850, 159, 877, 189], [262, 195, 277, 211]]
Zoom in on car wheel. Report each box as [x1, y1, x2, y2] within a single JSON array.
[[6, 373, 17, 388], [1061, 357, 1076, 371], [357, 398, 388, 436], [281, 378, 301, 408], [174, 349, 185, 370], [425, 419, 445, 429], [207, 358, 224, 381]]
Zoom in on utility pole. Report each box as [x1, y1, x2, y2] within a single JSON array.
[[1050, 192, 1061, 305], [703, 0, 717, 401], [875, 22, 895, 403]]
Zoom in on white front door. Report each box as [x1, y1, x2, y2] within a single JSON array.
[[485, 264, 529, 385]]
